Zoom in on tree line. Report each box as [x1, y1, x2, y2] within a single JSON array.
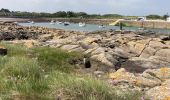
[[0, 8, 123, 19], [0, 8, 169, 20]]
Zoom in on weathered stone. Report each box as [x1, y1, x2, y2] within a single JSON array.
[[82, 37, 98, 44], [91, 53, 117, 67], [127, 39, 151, 55], [91, 47, 106, 55], [144, 68, 170, 81], [109, 68, 161, 88], [140, 47, 156, 58], [134, 76, 161, 88], [149, 40, 166, 49], [109, 68, 136, 81], [61, 45, 80, 51], [23, 40, 39, 48], [145, 80, 170, 100], [155, 49, 170, 62]]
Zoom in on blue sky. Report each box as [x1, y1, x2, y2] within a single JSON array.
[[0, 0, 169, 16]]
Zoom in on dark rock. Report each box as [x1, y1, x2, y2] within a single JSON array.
[[0, 32, 16, 40], [160, 36, 170, 41], [0, 48, 7, 56]]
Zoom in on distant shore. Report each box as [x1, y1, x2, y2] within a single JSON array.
[[1, 17, 170, 29]]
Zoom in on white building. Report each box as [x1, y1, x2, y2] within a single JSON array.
[[167, 17, 170, 22]]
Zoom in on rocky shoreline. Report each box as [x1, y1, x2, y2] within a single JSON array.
[[0, 22, 170, 100]]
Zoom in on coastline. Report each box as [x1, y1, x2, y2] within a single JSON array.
[[1, 17, 170, 30], [0, 21, 170, 100]]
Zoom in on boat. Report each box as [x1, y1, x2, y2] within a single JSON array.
[[98, 25, 105, 28], [30, 21, 35, 24], [56, 21, 63, 24], [64, 22, 70, 26], [50, 20, 55, 25], [79, 22, 86, 27]]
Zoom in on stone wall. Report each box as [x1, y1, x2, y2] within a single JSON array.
[[122, 20, 170, 29]]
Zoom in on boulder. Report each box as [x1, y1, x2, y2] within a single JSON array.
[[155, 49, 170, 62], [109, 68, 136, 83], [109, 68, 161, 88], [23, 40, 39, 48], [82, 37, 99, 44], [143, 68, 170, 81], [140, 47, 156, 58], [91, 53, 117, 67], [60, 45, 80, 51], [149, 40, 166, 49], [145, 79, 170, 100], [91, 47, 106, 55], [127, 39, 151, 55]]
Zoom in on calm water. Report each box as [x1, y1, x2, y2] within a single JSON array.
[[19, 22, 170, 34]]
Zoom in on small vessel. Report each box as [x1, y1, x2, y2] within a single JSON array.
[[79, 22, 86, 27], [30, 21, 35, 24], [56, 21, 62, 24], [64, 22, 70, 26], [50, 20, 55, 25], [98, 25, 105, 28]]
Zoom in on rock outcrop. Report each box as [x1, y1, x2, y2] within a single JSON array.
[[109, 68, 170, 100], [0, 22, 170, 73]]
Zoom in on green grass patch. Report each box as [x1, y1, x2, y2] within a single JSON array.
[[0, 43, 143, 100]]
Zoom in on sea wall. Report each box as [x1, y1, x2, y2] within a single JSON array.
[[122, 20, 170, 29]]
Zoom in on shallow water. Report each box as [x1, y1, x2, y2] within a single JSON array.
[[19, 22, 170, 34]]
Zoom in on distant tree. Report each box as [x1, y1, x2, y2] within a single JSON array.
[[52, 11, 67, 17], [163, 14, 169, 20], [0, 8, 10, 13], [102, 14, 123, 18], [76, 12, 88, 18], [66, 11, 76, 17], [146, 14, 163, 19]]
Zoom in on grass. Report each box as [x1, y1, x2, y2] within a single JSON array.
[[0, 42, 143, 100]]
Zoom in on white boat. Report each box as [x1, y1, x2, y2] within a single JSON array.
[[30, 21, 35, 24], [64, 22, 70, 26], [98, 25, 105, 28], [79, 22, 86, 27], [56, 21, 63, 24], [50, 20, 55, 25]]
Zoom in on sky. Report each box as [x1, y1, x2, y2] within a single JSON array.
[[0, 0, 169, 16]]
